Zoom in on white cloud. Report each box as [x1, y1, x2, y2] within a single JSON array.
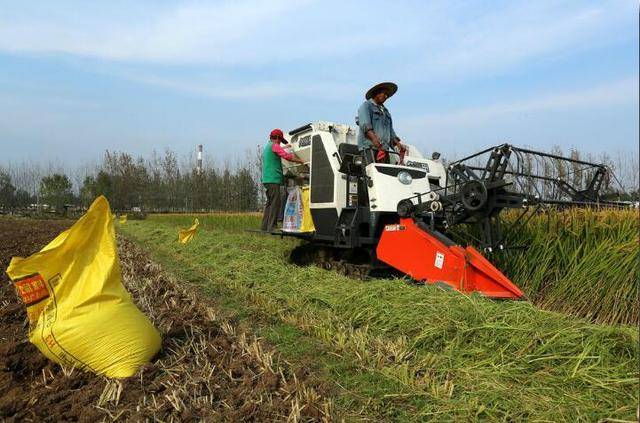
[[401, 77, 638, 130], [0, 0, 407, 66], [0, 0, 634, 74], [0, 0, 308, 63], [402, 0, 637, 79], [117, 72, 360, 100]]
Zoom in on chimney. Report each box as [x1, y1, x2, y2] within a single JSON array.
[[197, 144, 203, 175]]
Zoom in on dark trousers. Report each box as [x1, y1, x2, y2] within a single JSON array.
[[261, 183, 281, 231]]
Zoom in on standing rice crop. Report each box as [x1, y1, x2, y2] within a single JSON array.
[[494, 208, 639, 325]]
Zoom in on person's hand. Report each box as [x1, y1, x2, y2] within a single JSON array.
[[366, 130, 383, 150]]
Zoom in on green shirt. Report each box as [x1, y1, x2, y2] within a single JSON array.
[[262, 142, 283, 184]]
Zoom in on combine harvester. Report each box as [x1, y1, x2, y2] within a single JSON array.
[[276, 121, 630, 299]]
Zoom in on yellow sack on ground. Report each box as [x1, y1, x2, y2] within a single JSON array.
[[6, 196, 161, 378], [119, 214, 127, 224], [300, 186, 315, 233], [178, 218, 200, 244]]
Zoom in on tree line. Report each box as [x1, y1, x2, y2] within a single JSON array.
[[0, 145, 637, 214], [0, 148, 262, 213]]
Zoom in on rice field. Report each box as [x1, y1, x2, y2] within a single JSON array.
[[118, 210, 639, 421], [494, 208, 639, 325]]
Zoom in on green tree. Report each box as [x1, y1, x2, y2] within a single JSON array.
[[102, 151, 149, 211], [14, 189, 33, 208], [79, 171, 113, 207], [40, 173, 73, 213], [0, 171, 16, 209]]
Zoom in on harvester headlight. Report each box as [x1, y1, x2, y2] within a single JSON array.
[[398, 171, 412, 185]]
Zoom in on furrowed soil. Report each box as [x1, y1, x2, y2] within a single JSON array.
[[0, 219, 333, 422]]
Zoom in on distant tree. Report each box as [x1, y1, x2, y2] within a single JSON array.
[[79, 171, 113, 207], [40, 173, 73, 213], [102, 151, 149, 210], [79, 176, 96, 207], [14, 189, 33, 208], [236, 167, 258, 211], [0, 171, 16, 209]]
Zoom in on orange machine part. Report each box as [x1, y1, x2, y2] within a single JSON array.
[[376, 218, 523, 299]]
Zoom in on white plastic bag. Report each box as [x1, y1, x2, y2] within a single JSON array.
[[282, 187, 303, 232]]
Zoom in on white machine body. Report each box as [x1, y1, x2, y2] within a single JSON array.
[[282, 121, 446, 217]]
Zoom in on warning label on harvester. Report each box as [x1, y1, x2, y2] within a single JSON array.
[[434, 252, 445, 269]]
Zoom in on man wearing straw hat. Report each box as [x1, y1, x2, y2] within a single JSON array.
[[356, 82, 407, 163]]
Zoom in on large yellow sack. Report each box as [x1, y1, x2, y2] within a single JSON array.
[[6, 196, 161, 378], [300, 186, 315, 233]]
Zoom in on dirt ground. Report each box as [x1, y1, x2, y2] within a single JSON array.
[[0, 219, 333, 422]]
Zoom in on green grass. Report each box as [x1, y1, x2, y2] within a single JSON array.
[[120, 214, 639, 422]]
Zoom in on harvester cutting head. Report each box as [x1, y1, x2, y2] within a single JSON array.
[[400, 144, 632, 251], [376, 218, 524, 299]]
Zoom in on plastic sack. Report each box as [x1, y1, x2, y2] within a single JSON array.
[[119, 214, 127, 224], [178, 218, 200, 244], [6, 196, 161, 378], [300, 187, 315, 233], [282, 187, 303, 232]]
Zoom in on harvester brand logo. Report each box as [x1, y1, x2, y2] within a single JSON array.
[[13, 273, 49, 306], [299, 136, 311, 147], [405, 160, 429, 172], [434, 252, 445, 269], [385, 224, 406, 231]]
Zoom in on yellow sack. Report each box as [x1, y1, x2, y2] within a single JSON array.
[[6, 196, 161, 378], [300, 186, 315, 233], [119, 214, 128, 224], [178, 218, 200, 244]]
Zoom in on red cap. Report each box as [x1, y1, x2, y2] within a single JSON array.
[[269, 128, 288, 144]]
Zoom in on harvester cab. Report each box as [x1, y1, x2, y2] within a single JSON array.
[[282, 121, 445, 242], [277, 121, 629, 300]]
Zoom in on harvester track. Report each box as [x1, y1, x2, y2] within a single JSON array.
[[289, 243, 373, 280]]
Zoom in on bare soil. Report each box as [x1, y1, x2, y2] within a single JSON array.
[[0, 219, 332, 422]]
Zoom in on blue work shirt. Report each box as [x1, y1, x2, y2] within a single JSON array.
[[356, 99, 399, 151]]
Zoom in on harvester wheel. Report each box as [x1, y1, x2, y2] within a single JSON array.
[[461, 180, 488, 211]]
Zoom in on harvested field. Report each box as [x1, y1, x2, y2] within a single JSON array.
[[0, 219, 332, 422]]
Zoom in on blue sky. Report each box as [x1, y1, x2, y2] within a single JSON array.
[[0, 0, 637, 165]]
